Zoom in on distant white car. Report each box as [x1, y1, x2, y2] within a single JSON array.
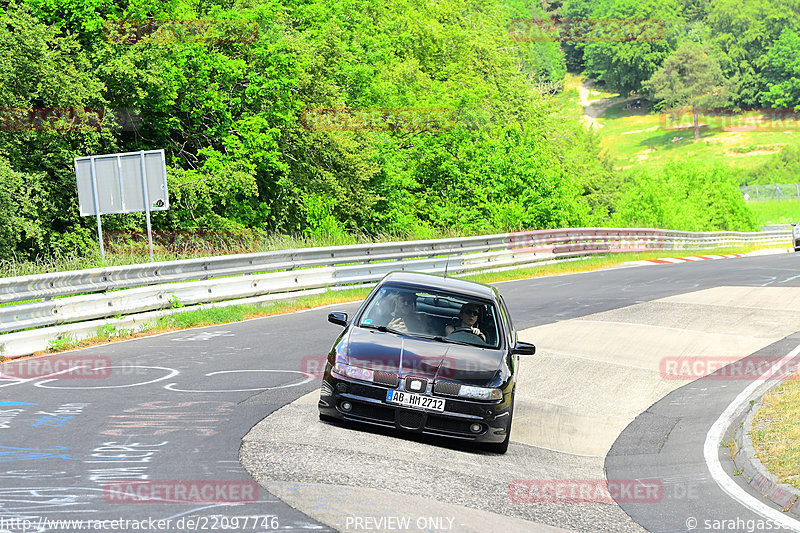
[[793, 221, 800, 251]]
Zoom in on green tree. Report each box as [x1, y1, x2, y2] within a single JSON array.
[[0, 3, 114, 257], [706, 0, 800, 107], [579, 0, 681, 94], [760, 28, 800, 109], [644, 42, 731, 139], [0, 156, 51, 261]]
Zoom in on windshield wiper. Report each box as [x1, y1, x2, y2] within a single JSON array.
[[416, 334, 472, 346], [360, 323, 406, 336], [360, 325, 477, 345]]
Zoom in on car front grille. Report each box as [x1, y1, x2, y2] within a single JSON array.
[[426, 414, 479, 434], [433, 380, 461, 397], [347, 383, 389, 401], [347, 402, 395, 422], [396, 410, 424, 430], [374, 371, 399, 387], [446, 400, 493, 416]]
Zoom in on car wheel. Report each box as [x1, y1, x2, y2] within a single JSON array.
[[484, 395, 514, 454]]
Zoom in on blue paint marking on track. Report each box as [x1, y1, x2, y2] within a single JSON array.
[[0, 401, 36, 406], [0, 446, 132, 462]]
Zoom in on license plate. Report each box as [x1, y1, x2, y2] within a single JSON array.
[[386, 389, 445, 412]]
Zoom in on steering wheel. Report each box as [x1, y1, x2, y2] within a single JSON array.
[[449, 327, 484, 341]]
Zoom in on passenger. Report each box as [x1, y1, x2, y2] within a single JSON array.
[[388, 292, 433, 334], [445, 303, 486, 341]]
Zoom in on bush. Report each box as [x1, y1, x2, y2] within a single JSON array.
[[611, 162, 758, 231], [0, 156, 51, 261]]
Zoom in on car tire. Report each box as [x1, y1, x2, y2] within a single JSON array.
[[484, 395, 514, 454]]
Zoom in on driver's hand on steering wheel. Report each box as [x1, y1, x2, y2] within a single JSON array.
[[470, 327, 486, 340]]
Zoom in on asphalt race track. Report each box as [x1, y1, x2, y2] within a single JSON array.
[[3, 251, 800, 532]]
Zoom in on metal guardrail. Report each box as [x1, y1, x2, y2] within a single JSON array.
[[0, 227, 790, 342], [0, 234, 508, 304]]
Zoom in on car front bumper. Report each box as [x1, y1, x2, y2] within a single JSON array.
[[317, 362, 513, 444]]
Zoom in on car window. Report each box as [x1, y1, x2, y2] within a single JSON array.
[[359, 285, 501, 348], [498, 295, 514, 347]]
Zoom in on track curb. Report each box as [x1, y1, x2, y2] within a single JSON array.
[[729, 380, 800, 517]]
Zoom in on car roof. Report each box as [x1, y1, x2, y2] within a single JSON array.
[[379, 271, 498, 301]]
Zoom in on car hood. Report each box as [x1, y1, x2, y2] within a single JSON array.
[[343, 327, 503, 386]]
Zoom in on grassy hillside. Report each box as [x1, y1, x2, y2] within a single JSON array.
[[566, 75, 800, 172], [563, 74, 800, 229]]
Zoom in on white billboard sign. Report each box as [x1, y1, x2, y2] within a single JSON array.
[[75, 149, 169, 260]]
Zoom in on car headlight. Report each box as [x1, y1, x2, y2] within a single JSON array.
[[458, 385, 503, 401], [332, 362, 374, 383]]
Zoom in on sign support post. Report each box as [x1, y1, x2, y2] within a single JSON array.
[[89, 156, 105, 260], [139, 150, 154, 261]]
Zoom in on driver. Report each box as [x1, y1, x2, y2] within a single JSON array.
[[445, 302, 486, 341]]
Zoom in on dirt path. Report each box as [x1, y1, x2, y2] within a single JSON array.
[[578, 80, 635, 130]]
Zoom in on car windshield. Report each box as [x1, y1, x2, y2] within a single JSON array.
[[359, 285, 501, 349]]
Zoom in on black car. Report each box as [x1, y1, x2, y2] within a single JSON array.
[[318, 271, 535, 453]]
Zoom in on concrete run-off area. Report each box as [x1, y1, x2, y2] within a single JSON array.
[[241, 284, 800, 532]]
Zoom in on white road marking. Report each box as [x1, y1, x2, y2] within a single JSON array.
[[704, 343, 800, 532], [0, 365, 104, 388], [33, 366, 179, 390], [163, 370, 315, 393]]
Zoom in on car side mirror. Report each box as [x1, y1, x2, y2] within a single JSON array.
[[512, 341, 536, 356], [328, 312, 348, 327]]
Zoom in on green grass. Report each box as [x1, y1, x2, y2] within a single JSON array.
[[574, 75, 800, 171], [596, 103, 794, 171], [750, 378, 800, 491], [29, 243, 782, 356], [747, 199, 800, 226]]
